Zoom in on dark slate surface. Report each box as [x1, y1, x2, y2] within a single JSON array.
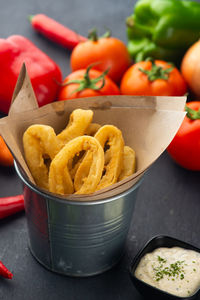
[[0, 0, 200, 299]]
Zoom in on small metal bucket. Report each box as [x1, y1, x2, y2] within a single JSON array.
[[15, 162, 142, 277]]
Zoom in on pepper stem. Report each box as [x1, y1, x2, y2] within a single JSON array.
[[28, 15, 34, 22], [139, 58, 174, 81], [185, 105, 200, 120], [64, 63, 109, 94]]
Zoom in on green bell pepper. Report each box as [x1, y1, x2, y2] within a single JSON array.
[[126, 0, 200, 65]]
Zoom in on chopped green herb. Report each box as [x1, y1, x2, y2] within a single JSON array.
[[158, 256, 167, 263], [192, 261, 196, 263], [193, 268, 196, 272], [153, 257, 185, 282]]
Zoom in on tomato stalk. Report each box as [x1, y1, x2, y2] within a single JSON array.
[[88, 28, 111, 41], [185, 105, 200, 120], [139, 58, 174, 81], [63, 64, 109, 94]]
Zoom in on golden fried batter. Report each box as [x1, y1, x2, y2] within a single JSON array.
[[23, 124, 62, 190], [85, 123, 101, 136], [49, 136, 104, 195], [74, 125, 124, 192], [23, 109, 136, 196], [57, 109, 93, 145], [118, 146, 136, 181]]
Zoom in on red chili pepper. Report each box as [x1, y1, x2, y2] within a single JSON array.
[[0, 194, 24, 219], [29, 14, 87, 50], [0, 261, 13, 279], [0, 35, 62, 114]]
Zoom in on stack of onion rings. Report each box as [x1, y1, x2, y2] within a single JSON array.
[[23, 109, 136, 195], [49, 136, 104, 195]]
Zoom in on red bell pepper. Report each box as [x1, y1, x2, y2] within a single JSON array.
[[0, 261, 13, 279], [0, 35, 62, 114], [0, 194, 24, 219], [29, 14, 87, 50]]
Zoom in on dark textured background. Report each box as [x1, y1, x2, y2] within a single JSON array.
[[0, 0, 200, 299]]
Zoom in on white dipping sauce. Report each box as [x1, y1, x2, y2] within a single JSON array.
[[135, 247, 200, 297]]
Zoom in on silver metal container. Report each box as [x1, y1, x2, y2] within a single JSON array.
[[15, 162, 142, 277]]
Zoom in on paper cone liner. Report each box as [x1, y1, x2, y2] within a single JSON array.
[[0, 64, 186, 201]]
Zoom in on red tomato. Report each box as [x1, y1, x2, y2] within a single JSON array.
[[0, 136, 13, 166], [120, 59, 187, 96], [70, 31, 131, 84], [167, 101, 200, 170], [58, 67, 120, 100], [181, 40, 200, 98]]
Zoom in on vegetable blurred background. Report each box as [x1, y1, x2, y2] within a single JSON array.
[[126, 0, 200, 65], [0, 0, 133, 78], [1, 0, 200, 170]]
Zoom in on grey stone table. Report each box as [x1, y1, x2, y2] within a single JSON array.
[[0, 0, 200, 299]]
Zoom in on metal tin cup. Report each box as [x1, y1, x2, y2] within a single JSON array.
[[15, 162, 142, 277]]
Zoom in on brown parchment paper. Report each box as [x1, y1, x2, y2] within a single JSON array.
[[0, 64, 186, 201]]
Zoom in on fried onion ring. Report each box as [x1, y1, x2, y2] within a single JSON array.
[[23, 124, 62, 190], [23, 109, 94, 191], [49, 136, 104, 195], [95, 125, 124, 190], [118, 146, 136, 181], [68, 151, 86, 180], [74, 125, 124, 192], [67, 122, 100, 180], [85, 123, 101, 136], [68, 123, 101, 180], [57, 109, 93, 146]]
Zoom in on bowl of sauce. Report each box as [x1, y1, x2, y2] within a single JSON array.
[[129, 236, 200, 300]]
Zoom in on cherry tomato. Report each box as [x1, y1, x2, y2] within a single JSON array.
[[120, 59, 187, 96], [58, 66, 120, 100], [70, 30, 131, 83], [167, 101, 200, 170]]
